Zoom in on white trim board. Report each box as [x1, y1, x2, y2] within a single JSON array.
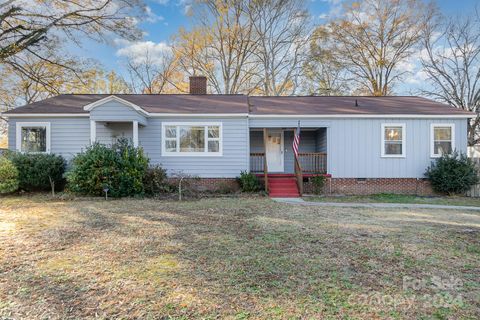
[[2, 113, 472, 119], [2, 112, 248, 118], [430, 123, 455, 158], [161, 122, 223, 157], [149, 113, 248, 117], [83, 95, 149, 116], [3, 113, 90, 117], [381, 123, 406, 158], [248, 114, 472, 119], [15, 122, 51, 153]]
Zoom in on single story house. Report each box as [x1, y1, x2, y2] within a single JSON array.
[[1, 77, 474, 197]]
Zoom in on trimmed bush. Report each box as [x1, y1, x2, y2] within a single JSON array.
[[67, 139, 149, 197], [0, 157, 19, 194], [144, 165, 172, 196], [311, 175, 326, 194], [8, 153, 66, 194], [425, 152, 479, 195], [237, 171, 260, 192]]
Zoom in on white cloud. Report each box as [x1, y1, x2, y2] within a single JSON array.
[[405, 70, 429, 85], [183, 4, 192, 16], [113, 38, 131, 47], [320, 0, 343, 18], [145, 6, 164, 23], [176, 0, 193, 16], [152, 0, 169, 4], [116, 40, 171, 65]]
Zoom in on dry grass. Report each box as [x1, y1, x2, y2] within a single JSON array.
[[0, 195, 479, 319], [306, 193, 480, 207]]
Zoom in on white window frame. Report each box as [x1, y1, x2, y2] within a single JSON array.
[[381, 123, 406, 158], [430, 123, 455, 158], [161, 122, 223, 156], [15, 122, 51, 153]]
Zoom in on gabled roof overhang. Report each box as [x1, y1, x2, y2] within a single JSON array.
[[83, 95, 150, 117]]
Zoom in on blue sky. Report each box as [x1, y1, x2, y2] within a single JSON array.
[[73, 0, 480, 94]]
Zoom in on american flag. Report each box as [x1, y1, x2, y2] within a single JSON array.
[[293, 121, 301, 158]]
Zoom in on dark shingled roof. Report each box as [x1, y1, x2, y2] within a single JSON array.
[[3, 94, 249, 114], [248, 96, 474, 116], [2, 94, 474, 116]]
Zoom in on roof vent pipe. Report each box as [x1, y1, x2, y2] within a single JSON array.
[[355, 99, 358, 107]]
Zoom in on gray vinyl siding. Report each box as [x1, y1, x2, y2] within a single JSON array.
[[316, 128, 327, 152], [90, 101, 147, 125], [7, 116, 248, 177], [328, 118, 468, 178], [96, 122, 133, 145], [140, 117, 249, 178], [249, 119, 331, 128], [6, 114, 468, 179], [7, 117, 90, 159], [249, 117, 468, 178]]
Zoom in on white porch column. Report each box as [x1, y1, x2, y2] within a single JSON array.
[[90, 120, 96, 144], [133, 121, 139, 147]]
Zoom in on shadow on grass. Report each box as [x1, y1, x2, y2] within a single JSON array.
[[1, 197, 479, 319]]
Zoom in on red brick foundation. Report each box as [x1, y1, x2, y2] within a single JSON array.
[[167, 178, 240, 192], [168, 177, 434, 196], [317, 178, 435, 196]]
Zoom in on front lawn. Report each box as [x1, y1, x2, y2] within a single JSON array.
[[305, 193, 480, 207], [0, 196, 479, 319]]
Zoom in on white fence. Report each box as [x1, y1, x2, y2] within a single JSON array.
[[466, 158, 480, 197]]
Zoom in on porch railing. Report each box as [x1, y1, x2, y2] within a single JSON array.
[[298, 152, 327, 174], [250, 152, 265, 173], [249, 152, 327, 174]]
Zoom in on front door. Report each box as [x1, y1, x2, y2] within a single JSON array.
[[266, 130, 284, 172]]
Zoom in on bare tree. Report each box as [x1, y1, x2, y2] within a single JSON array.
[[420, 12, 480, 146], [322, 0, 436, 96], [0, 0, 144, 60], [173, 0, 258, 94], [0, 0, 144, 89], [125, 48, 185, 94], [0, 49, 81, 110], [303, 26, 351, 95], [248, 0, 310, 96]]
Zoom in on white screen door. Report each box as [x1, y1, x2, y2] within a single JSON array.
[[266, 130, 284, 172]]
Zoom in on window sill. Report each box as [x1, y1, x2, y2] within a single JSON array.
[[18, 151, 50, 154], [430, 154, 450, 158], [162, 152, 223, 157], [380, 155, 406, 158]]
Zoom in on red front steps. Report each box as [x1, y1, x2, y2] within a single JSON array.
[[266, 174, 299, 198]]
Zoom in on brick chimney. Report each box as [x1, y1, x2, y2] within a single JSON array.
[[189, 76, 207, 94]]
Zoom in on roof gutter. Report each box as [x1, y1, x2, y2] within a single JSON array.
[[1, 112, 250, 118], [1, 113, 90, 118], [248, 114, 474, 119]]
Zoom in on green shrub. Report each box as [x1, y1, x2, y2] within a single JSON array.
[[425, 152, 479, 195], [143, 165, 172, 196], [0, 157, 19, 194], [67, 139, 149, 197], [237, 171, 260, 192], [311, 175, 326, 194], [8, 153, 66, 194]]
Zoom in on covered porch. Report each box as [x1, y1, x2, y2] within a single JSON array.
[[249, 127, 328, 196], [250, 128, 327, 174], [90, 120, 143, 147]]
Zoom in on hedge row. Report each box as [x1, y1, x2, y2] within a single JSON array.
[[1, 141, 478, 197], [0, 138, 174, 197]]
